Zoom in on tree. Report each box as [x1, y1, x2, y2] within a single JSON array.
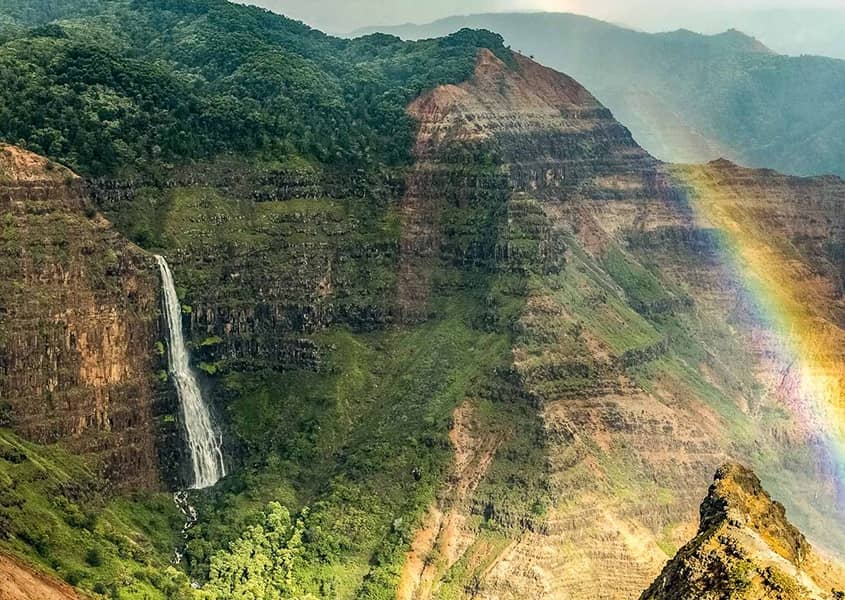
[[202, 503, 317, 600]]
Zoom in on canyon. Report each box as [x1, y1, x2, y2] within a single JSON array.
[[0, 145, 165, 491], [0, 5, 843, 598]]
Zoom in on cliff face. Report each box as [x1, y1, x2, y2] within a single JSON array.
[[17, 47, 840, 599], [398, 49, 652, 321], [641, 464, 845, 600], [665, 160, 845, 487], [0, 145, 163, 490], [393, 51, 845, 599], [92, 164, 402, 377]]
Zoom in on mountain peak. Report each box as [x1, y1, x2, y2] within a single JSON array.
[[658, 27, 773, 54], [699, 464, 809, 563], [642, 464, 845, 600], [713, 28, 774, 54], [408, 48, 645, 161]]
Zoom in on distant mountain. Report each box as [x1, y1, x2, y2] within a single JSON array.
[[627, 9, 845, 61], [642, 464, 845, 599], [358, 12, 845, 177]]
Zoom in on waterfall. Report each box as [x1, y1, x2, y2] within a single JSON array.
[[155, 255, 226, 489]]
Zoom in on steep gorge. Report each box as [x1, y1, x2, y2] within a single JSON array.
[[1, 28, 844, 600]]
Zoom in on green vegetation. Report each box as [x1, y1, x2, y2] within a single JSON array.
[[0, 0, 511, 176], [142, 135, 526, 596], [0, 430, 190, 599], [201, 502, 314, 600], [177, 294, 514, 597]]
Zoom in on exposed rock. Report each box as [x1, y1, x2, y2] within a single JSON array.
[[641, 464, 845, 600], [395, 49, 845, 599], [398, 48, 652, 321], [397, 401, 503, 600], [0, 552, 84, 600], [0, 144, 165, 490]]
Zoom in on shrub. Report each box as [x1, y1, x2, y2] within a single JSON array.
[[85, 547, 104, 567], [63, 569, 84, 586]]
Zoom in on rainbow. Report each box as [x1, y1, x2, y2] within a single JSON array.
[[673, 165, 845, 501]]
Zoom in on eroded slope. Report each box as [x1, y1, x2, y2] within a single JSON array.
[[0, 144, 164, 489], [0, 553, 83, 600], [395, 50, 845, 599]]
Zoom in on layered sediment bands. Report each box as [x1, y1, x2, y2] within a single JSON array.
[[94, 169, 402, 373], [398, 51, 845, 598], [662, 161, 845, 524], [399, 49, 653, 321], [397, 50, 716, 598], [0, 145, 162, 490], [90, 162, 404, 205]]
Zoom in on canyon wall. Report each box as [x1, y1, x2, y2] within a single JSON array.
[[91, 166, 402, 376], [394, 50, 845, 599], [0, 145, 166, 490]]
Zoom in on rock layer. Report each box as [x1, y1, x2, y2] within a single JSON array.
[[0, 145, 163, 489], [396, 50, 845, 598]]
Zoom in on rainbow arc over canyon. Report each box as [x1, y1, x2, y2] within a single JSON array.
[[674, 165, 845, 495]]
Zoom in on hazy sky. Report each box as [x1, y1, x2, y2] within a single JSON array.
[[240, 0, 844, 34]]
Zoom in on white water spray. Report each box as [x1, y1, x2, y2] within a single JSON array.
[[156, 255, 226, 489]]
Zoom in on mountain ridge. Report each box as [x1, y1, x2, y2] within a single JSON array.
[[358, 11, 845, 178], [642, 464, 845, 599], [355, 13, 773, 55]]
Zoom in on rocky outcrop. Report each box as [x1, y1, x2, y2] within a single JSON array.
[[641, 464, 845, 600], [0, 145, 164, 490]]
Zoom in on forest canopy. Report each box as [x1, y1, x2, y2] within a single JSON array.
[[0, 0, 511, 176]]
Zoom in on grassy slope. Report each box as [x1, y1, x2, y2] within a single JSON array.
[[182, 280, 516, 598], [0, 431, 189, 599]]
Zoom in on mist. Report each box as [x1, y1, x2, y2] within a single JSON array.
[[238, 0, 840, 33], [238, 0, 845, 58]]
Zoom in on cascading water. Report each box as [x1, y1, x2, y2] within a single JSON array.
[[155, 255, 226, 489]]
